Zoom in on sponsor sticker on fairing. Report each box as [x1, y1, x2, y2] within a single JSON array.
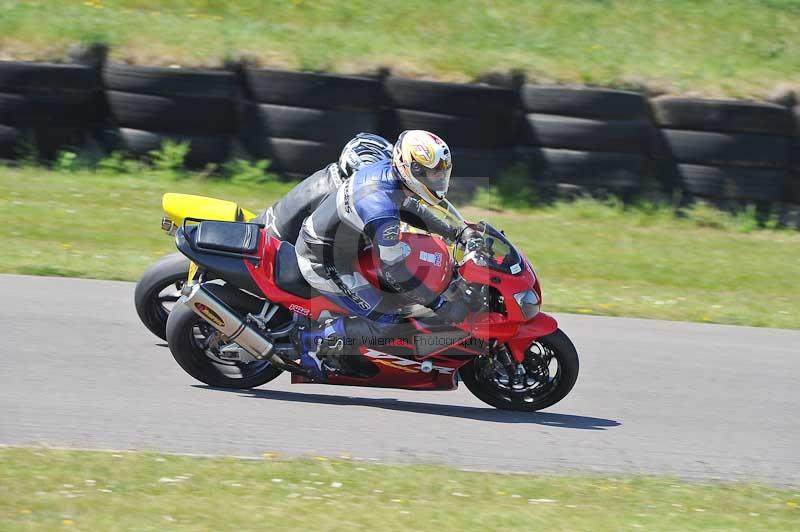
[[288, 304, 310, 316], [419, 250, 442, 266], [361, 349, 455, 374], [195, 303, 225, 327]]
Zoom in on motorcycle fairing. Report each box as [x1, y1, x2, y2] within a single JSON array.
[[239, 223, 559, 386], [506, 312, 558, 362], [291, 343, 472, 390], [163, 193, 258, 284], [163, 193, 256, 225], [287, 318, 484, 390], [175, 225, 264, 297], [358, 232, 453, 298], [458, 259, 539, 324], [452, 243, 557, 362], [245, 229, 348, 320]]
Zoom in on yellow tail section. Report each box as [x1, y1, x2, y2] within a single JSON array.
[[162, 193, 257, 225]]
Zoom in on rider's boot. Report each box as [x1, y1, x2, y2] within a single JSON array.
[[298, 319, 346, 382]]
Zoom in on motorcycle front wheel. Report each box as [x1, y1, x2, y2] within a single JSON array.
[[460, 328, 579, 412], [134, 252, 191, 341]]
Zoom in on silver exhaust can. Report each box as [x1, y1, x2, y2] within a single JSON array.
[[181, 283, 274, 360]]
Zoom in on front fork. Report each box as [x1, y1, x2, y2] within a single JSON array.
[[483, 313, 558, 388], [506, 312, 558, 363]]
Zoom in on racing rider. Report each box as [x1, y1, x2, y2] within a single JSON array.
[[295, 130, 471, 381], [255, 133, 394, 243]]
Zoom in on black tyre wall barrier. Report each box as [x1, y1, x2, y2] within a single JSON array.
[[447, 147, 515, 202], [516, 146, 649, 193], [0, 60, 102, 158], [0, 59, 798, 208], [244, 138, 341, 176], [384, 77, 516, 116], [515, 86, 655, 195], [241, 68, 382, 174], [651, 96, 795, 204], [102, 128, 232, 168], [651, 97, 795, 136], [243, 103, 378, 144], [103, 63, 237, 166], [382, 77, 519, 189], [388, 109, 516, 148], [664, 164, 787, 203], [520, 114, 649, 153], [0, 61, 99, 91], [791, 133, 800, 203], [243, 68, 383, 109], [103, 63, 237, 99], [790, 173, 800, 204], [519, 86, 650, 120], [658, 130, 789, 169], [451, 148, 516, 178], [0, 124, 24, 159], [106, 91, 236, 135]]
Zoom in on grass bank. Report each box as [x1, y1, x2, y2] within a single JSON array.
[[1, 448, 798, 531], [1, 164, 798, 329], [1, 0, 799, 97]]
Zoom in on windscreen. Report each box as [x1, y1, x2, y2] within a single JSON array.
[[460, 221, 523, 275]]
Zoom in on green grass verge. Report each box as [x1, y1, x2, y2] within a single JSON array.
[[1, 448, 798, 531], [2, 165, 798, 329], [0, 165, 294, 281], [1, 0, 799, 97], [466, 201, 800, 329]]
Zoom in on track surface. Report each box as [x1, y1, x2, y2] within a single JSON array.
[[1, 275, 798, 484]]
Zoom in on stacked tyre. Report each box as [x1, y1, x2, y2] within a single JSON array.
[[515, 85, 654, 196], [790, 105, 800, 208], [241, 69, 383, 176], [652, 97, 793, 205], [102, 63, 237, 167], [0, 61, 101, 160], [382, 78, 518, 201]]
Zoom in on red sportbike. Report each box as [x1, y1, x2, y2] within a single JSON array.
[[165, 199, 579, 412]]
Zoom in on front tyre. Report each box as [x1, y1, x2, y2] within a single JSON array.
[[166, 303, 282, 389], [134, 252, 191, 340], [460, 328, 579, 412]]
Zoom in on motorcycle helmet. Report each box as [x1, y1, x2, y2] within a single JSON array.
[[392, 130, 452, 205], [338, 133, 394, 177]]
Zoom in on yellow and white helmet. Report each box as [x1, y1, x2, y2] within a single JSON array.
[[392, 130, 453, 205]]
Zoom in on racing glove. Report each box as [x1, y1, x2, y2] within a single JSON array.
[[428, 275, 472, 324]]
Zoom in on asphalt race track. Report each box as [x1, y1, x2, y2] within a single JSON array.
[[1, 274, 798, 484]]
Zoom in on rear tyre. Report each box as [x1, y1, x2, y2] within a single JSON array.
[[166, 303, 283, 389], [134, 253, 191, 341], [460, 328, 579, 412]]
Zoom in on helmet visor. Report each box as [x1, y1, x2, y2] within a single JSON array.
[[412, 159, 452, 199]]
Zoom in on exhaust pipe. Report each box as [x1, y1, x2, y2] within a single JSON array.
[[182, 283, 275, 361]]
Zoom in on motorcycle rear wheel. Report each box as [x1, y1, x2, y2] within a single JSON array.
[[460, 328, 579, 412], [166, 303, 283, 389], [134, 252, 191, 341]]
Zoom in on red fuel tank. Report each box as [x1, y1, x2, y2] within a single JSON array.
[[357, 233, 453, 295]]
